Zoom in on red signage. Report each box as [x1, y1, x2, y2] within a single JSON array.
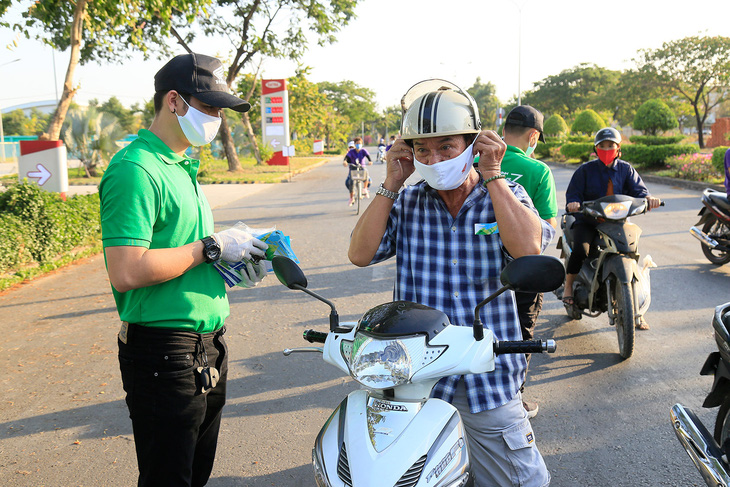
[[262, 79, 286, 95]]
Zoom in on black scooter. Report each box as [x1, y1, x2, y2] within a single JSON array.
[[556, 195, 661, 360], [689, 188, 730, 266], [671, 302, 730, 487]]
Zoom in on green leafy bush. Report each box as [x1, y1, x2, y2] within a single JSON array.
[[629, 135, 685, 146], [534, 140, 562, 159], [712, 146, 729, 173], [567, 135, 592, 143], [571, 110, 605, 135], [621, 144, 697, 167], [633, 99, 678, 136], [560, 143, 595, 162], [543, 114, 569, 138], [0, 183, 101, 276]]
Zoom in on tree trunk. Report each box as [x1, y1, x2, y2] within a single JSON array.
[[241, 112, 262, 165], [220, 112, 242, 172], [694, 105, 705, 149], [41, 0, 87, 141]]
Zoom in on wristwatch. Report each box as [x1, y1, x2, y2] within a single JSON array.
[[201, 236, 221, 263]]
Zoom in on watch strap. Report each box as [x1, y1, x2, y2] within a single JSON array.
[[201, 236, 219, 264], [376, 183, 399, 200]]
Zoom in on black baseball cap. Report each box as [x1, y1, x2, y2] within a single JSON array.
[[505, 105, 545, 142], [154, 53, 251, 113]]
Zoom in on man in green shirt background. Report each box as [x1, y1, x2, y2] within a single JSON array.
[[100, 53, 267, 487], [501, 105, 558, 419]]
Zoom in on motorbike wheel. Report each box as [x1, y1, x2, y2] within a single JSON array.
[[611, 277, 635, 360], [714, 398, 730, 450], [702, 216, 730, 265]]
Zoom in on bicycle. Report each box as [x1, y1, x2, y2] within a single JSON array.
[[349, 165, 368, 215]]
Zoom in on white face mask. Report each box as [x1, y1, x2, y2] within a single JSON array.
[[414, 140, 475, 190], [176, 96, 222, 146]]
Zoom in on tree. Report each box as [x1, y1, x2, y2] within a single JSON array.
[[99, 97, 139, 134], [571, 109, 605, 135], [633, 99, 678, 136], [543, 114, 569, 138], [318, 80, 378, 138], [522, 63, 621, 118], [182, 0, 360, 172], [62, 106, 124, 177], [466, 77, 500, 129], [1, 0, 210, 141], [635, 35, 730, 148]]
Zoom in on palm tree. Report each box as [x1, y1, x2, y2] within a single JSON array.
[[62, 107, 123, 177]]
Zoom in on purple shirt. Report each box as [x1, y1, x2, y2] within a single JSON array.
[[345, 148, 371, 169]]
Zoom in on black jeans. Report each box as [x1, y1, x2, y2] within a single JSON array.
[[118, 323, 228, 487], [516, 291, 544, 393]]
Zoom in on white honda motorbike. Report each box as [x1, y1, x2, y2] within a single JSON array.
[[274, 254, 564, 487]]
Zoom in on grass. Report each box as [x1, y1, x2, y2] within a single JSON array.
[[1, 155, 332, 186]]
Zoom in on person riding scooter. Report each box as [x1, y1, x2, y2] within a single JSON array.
[[562, 127, 661, 329]]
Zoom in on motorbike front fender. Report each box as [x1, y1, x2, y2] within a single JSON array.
[[600, 254, 639, 285]]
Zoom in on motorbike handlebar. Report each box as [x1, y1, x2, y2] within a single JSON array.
[[494, 340, 557, 355], [303, 329, 328, 343]]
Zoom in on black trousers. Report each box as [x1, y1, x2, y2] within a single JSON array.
[[516, 291, 544, 393], [118, 323, 228, 487], [566, 220, 599, 275]]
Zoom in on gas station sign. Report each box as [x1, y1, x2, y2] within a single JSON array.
[[261, 79, 291, 166]]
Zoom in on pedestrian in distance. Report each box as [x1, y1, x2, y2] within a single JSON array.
[[562, 127, 660, 330], [348, 79, 554, 487], [500, 105, 558, 420], [99, 52, 268, 487]]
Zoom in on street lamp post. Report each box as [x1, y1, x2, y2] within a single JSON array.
[[0, 58, 22, 163], [510, 0, 528, 106]]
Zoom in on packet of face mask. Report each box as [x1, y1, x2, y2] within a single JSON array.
[[212, 223, 300, 287]]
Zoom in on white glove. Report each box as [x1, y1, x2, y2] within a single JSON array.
[[212, 227, 268, 263], [238, 260, 267, 288]]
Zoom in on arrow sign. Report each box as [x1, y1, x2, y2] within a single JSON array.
[[27, 164, 51, 185], [270, 139, 281, 148]]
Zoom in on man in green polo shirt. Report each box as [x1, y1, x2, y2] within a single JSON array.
[[501, 105, 558, 419], [100, 53, 267, 487]]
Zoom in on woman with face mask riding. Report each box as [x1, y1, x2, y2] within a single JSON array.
[[562, 127, 661, 329], [348, 80, 555, 487]]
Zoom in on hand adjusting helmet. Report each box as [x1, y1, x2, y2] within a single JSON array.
[[594, 127, 621, 146], [400, 79, 481, 143]]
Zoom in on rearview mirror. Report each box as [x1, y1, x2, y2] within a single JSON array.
[[272, 256, 308, 289], [500, 255, 565, 293]]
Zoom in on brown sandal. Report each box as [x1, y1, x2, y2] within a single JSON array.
[[562, 296, 575, 306]]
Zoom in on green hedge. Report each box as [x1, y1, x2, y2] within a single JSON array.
[[629, 135, 685, 146], [0, 183, 101, 276], [567, 135, 592, 143], [621, 144, 697, 168], [712, 146, 729, 173], [560, 143, 595, 162], [534, 140, 562, 159]]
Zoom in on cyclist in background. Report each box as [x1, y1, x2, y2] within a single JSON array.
[[343, 137, 372, 205]]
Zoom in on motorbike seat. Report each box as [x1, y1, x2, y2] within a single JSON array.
[[707, 192, 730, 216]]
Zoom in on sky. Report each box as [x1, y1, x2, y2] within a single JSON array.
[[1, 0, 728, 114]]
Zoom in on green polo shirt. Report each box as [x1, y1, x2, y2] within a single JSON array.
[[99, 129, 228, 333], [501, 145, 558, 221]]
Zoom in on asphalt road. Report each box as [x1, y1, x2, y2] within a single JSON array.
[[1, 154, 728, 486]]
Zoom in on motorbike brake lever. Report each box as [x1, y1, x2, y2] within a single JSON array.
[[283, 347, 323, 356]]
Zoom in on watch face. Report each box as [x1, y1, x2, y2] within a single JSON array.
[[204, 238, 221, 262]]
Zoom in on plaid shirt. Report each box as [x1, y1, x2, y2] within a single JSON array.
[[371, 179, 555, 413]]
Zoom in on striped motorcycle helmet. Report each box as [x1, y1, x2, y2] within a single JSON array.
[[400, 79, 481, 141]]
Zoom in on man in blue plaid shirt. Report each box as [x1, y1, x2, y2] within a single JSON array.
[[348, 80, 554, 487]]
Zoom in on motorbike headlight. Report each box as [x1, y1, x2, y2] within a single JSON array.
[[345, 333, 419, 389], [312, 448, 331, 487], [600, 201, 631, 219]]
